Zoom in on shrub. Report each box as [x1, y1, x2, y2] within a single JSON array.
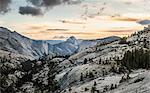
[[85, 87, 89, 91]]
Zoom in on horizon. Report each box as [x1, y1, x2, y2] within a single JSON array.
[[0, 26, 122, 41], [0, 0, 150, 40]]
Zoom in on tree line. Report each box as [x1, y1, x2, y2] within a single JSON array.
[[121, 48, 150, 70]]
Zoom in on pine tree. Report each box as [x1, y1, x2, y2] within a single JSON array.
[[80, 73, 84, 81], [110, 84, 114, 90], [89, 72, 94, 79], [91, 86, 96, 93], [84, 58, 88, 64], [94, 81, 97, 86]]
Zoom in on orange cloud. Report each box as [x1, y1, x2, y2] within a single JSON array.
[[15, 15, 146, 40], [111, 17, 140, 22], [62, 32, 95, 35], [59, 19, 86, 24], [102, 30, 134, 33], [25, 25, 50, 30], [47, 28, 69, 31], [27, 26, 47, 30], [53, 35, 67, 39]]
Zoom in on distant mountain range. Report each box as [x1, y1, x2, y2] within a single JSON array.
[[0, 27, 121, 58]]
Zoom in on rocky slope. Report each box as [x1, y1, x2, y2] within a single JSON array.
[[77, 36, 121, 51], [55, 26, 150, 93]]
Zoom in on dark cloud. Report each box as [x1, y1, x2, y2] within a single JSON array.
[[19, 6, 43, 16], [137, 20, 150, 25], [27, 0, 81, 7], [0, 0, 11, 14], [27, 0, 42, 6], [66, 0, 82, 5], [18, 0, 81, 16], [0, 0, 81, 16], [27, 0, 60, 7]]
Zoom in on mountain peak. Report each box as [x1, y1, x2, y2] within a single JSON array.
[[66, 36, 78, 44], [69, 36, 76, 39]]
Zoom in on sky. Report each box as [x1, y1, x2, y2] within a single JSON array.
[[0, 0, 150, 40]]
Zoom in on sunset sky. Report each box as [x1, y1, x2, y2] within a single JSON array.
[[0, 0, 150, 40]]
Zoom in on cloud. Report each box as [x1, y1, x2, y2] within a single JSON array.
[[23, 24, 52, 31], [53, 35, 67, 39], [80, 3, 107, 20], [102, 30, 134, 33], [116, 0, 150, 3], [0, 0, 11, 14], [61, 32, 97, 35], [27, 0, 61, 7], [19, 6, 43, 16], [0, 0, 81, 15], [111, 17, 139, 22], [27, 25, 47, 30], [27, 0, 81, 7], [47, 28, 69, 31], [23, 23, 69, 31], [137, 20, 150, 25], [59, 20, 85, 24], [18, 0, 81, 16]]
